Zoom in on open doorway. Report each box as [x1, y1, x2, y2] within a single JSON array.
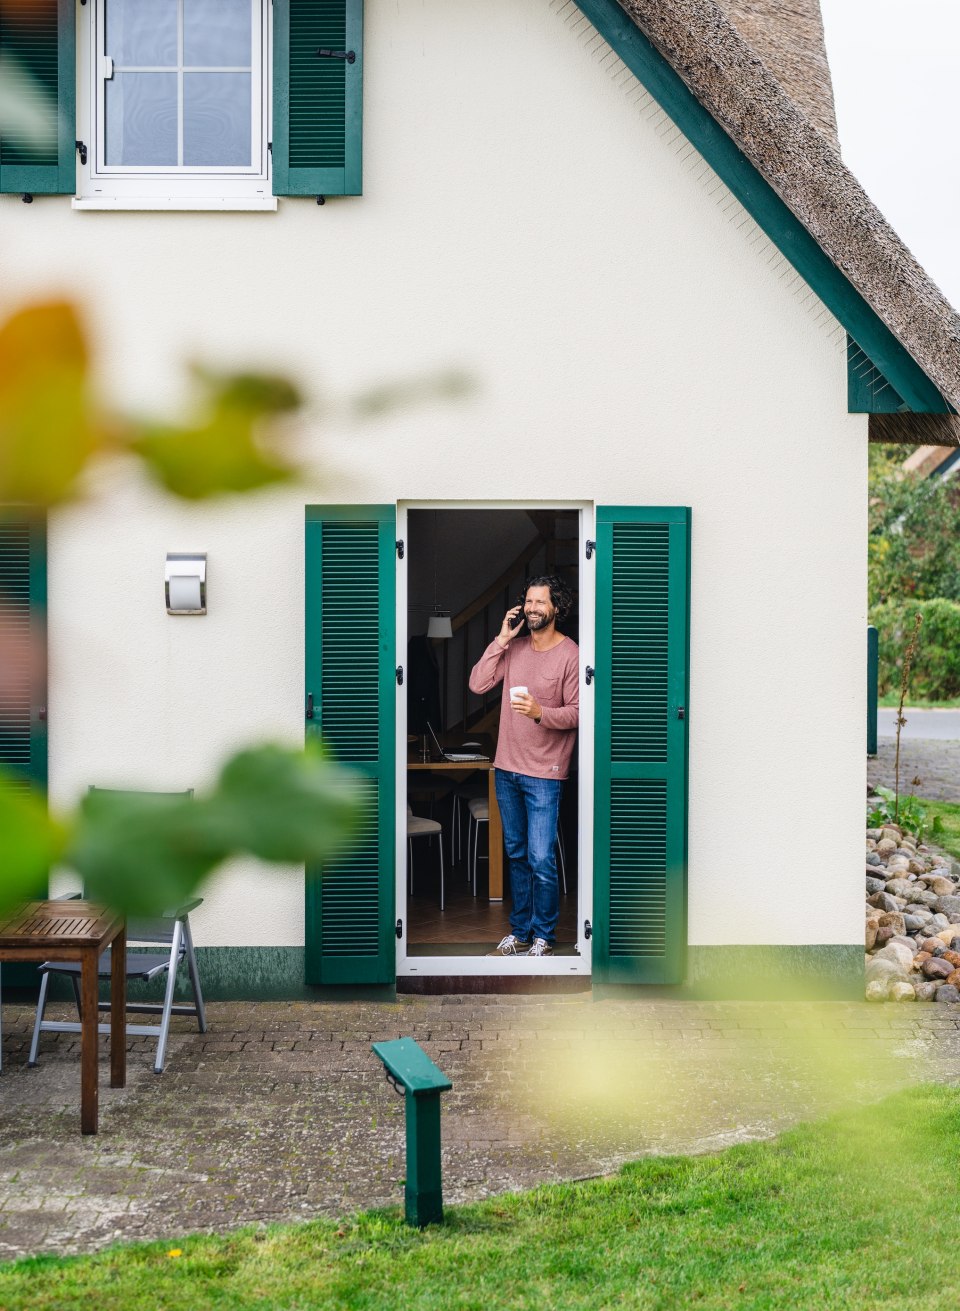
[[397, 506, 591, 976]]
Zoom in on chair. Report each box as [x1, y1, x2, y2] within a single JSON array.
[[28, 788, 207, 1075], [407, 804, 446, 910], [452, 777, 488, 866], [466, 797, 490, 896]]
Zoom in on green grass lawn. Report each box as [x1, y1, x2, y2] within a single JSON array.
[[921, 798, 960, 860], [3, 1085, 959, 1310], [878, 692, 960, 708]]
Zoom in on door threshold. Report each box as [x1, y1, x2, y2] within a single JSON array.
[[398, 975, 592, 995]]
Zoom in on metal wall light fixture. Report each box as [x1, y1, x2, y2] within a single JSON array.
[[165, 553, 207, 615]]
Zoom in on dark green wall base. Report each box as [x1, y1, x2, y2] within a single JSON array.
[[5, 945, 864, 1005], [595, 945, 864, 1002]]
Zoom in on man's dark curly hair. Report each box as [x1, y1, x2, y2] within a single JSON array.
[[521, 574, 575, 622]]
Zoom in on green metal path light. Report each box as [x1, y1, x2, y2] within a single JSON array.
[[372, 1037, 453, 1227]]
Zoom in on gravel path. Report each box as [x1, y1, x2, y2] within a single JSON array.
[[869, 737, 960, 802]]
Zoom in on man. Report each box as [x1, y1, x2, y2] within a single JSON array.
[[468, 575, 579, 956]]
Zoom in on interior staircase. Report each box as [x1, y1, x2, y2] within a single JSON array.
[[443, 511, 579, 733]]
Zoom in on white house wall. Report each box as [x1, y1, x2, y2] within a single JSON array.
[[0, 0, 867, 953]]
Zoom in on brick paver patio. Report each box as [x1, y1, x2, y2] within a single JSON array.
[[1, 995, 959, 1262]]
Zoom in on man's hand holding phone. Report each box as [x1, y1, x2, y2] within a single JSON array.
[[496, 605, 525, 648]]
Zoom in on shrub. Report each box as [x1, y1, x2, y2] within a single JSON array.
[[870, 598, 960, 700]]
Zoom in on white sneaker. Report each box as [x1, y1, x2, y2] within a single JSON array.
[[526, 938, 553, 956], [487, 934, 531, 956]]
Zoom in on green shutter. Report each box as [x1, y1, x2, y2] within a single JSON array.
[[273, 0, 363, 197], [594, 507, 690, 985], [0, 0, 75, 196], [304, 505, 394, 984], [0, 513, 47, 791]]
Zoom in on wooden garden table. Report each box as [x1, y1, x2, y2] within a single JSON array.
[[407, 736, 504, 899], [0, 900, 125, 1134]]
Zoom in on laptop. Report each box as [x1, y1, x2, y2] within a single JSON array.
[[427, 722, 489, 763]]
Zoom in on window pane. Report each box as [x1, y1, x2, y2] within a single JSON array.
[[105, 73, 178, 165], [183, 0, 252, 67], [106, 0, 178, 67], [183, 73, 251, 166]]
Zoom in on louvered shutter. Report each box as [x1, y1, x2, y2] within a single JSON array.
[[0, 0, 75, 196], [273, 0, 363, 197], [304, 506, 394, 984], [0, 514, 47, 790], [593, 507, 690, 984]]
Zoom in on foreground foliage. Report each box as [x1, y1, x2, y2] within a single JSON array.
[[1, 1085, 958, 1310]]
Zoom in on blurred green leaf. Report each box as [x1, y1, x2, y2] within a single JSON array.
[[0, 773, 67, 915], [0, 301, 119, 507], [65, 743, 364, 918], [351, 369, 474, 418], [131, 368, 300, 500]]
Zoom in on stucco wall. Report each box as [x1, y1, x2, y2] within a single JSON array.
[[0, 0, 867, 952]]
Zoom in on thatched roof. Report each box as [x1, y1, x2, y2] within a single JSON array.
[[616, 0, 960, 445]]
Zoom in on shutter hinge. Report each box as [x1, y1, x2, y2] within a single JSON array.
[[76, 140, 87, 165], [396, 918, 403, 939], [584, 919, 592, 940], [316, 195, 325, 205], [316, 48, 356, 63], [677, 706, 685, 720], [22, 194, 33, 203], [396, 539, 404, 559], [267, 141, 272, 154], [396, 666, 404, 685], [585, 539, 596, 559], [80, 0, 87, 6], [305, 692, 314, 721], [585, 666, 594, 686]]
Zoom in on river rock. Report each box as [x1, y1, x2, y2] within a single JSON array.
[[866, 980, 889, 1002], [866, 876, 886, 895], [936, 985, 960, 1003], [921, 937, 943, 953], [869, 892, 901, 913], [886, 860, 911, 877], [878, 912, 907, 936], [903, 916, 926, 935], [927, 876, 955, 896], [866, 958, 905, 986], [923, 958, 954, 980], [914, 981, 939, 1001], [904, 907, 933, 924], [935, 896, 960, 919], [942, 949, 960, 968], [866, 853, 882, 867], [877, 838, 897, 856], [948, 971, 960, 989], [865, 920, 879, 951], [931, 915, 951, 931], [885, 879, 915, 899], [909, 889, 940, 909], [875, 942, 915, 971], [889, 982, 916, 1002], [881, 826, 902, 842], [874, 926, 896, 949]]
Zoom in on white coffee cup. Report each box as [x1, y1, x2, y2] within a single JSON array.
[[510, 685, 529, 702]]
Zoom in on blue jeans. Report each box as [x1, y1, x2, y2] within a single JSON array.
[[494, 769, 562, 944]]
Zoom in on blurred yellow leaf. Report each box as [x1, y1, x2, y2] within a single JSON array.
[[0, 301, 117, 506]]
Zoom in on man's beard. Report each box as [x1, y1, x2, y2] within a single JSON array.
[[526, 612, 552, 630]]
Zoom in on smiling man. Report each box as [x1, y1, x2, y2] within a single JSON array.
[[468, 575, 579, 957]]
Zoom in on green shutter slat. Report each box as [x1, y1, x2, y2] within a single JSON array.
[[0, 513, 46, 790], [273, 0, 363, 197], [305, 505, 395, 986], [594, 507, 690, 986], [0, 0, 75, 195]]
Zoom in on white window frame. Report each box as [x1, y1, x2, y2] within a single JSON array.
[[73, 0, 275, 210], [394, 500, 595, 979]]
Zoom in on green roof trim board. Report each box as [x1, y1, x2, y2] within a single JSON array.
[[573, 0, 950, 417]]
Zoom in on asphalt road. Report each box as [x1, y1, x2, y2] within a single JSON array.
[[878, 708, 960, 739]]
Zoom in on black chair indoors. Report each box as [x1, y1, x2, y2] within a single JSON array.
[[27, 788, 207, 1075]]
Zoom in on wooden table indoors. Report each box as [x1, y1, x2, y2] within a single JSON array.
[[0, 900, 126, 1134], [407, 735, 504, 899]]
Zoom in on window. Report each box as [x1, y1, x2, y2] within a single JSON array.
[[77, 0, 272, 208], [0, 0, 363, 208]]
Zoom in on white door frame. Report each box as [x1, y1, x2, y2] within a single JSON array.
[[395, 500, 594, 978]]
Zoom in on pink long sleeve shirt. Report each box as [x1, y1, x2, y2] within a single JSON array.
[[468, 635, 579, 780]]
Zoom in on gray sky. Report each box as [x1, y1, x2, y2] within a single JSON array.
[[820, 0, 960, 307]]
